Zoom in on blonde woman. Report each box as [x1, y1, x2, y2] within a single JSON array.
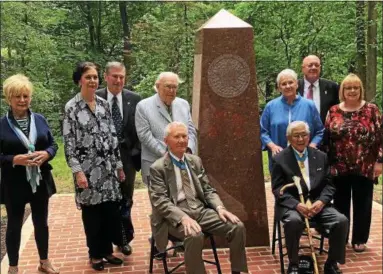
[[325, 73, 382, 253], [0, 74, 59, 273]]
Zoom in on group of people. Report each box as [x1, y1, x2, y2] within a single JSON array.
[[0, 54, 381, 274], [262, 55, 382, 274]]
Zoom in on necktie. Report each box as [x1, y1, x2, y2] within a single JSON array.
[[179, 160, 198, 209], [112, 96, 123, 141], [307, 84, 314, 100], [167, 105, 173, 121]]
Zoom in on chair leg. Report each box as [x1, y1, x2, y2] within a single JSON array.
[[319, 233, 325, 254], [162, 253, 169, 274], [149, 236, 155, 273], [271, 217, 277, 255], [277, 221, 285, 274], [209, 235, 222, 274]]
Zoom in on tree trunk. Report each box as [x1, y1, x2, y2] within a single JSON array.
[[355, 0, 366, 87], [119, 1, 132, 87], [96, 1, 102, 51], [86, 2, 95, 49], [265, 79, 273, 103], [366, 1, 377, 101], [381, 1, 383, 110]]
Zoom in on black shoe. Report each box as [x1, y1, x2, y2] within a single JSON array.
[[287, 263, 299, 274], [91, 260, 104, 271], [119, 244, 132, 256], [324, 260, 342, 274], [104, 255, 123, 265]]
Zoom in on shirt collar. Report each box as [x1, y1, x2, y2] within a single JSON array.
[[292, 146, 307, 157], [168, 150, 185, 162], [304, 78, 319, 88], [107, 88, 122, 102], [281, 94, 301, 104]]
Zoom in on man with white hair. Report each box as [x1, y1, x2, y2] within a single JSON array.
[[272, 121, 348, 274], [135, 72, 197, 186], [149, 122, 248, 274]]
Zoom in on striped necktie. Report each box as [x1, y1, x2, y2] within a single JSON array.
[[307, 84, 314, 100], [179, 160, 198, 209]]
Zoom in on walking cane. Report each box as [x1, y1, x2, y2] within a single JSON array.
[[279, 176, 319, 274]]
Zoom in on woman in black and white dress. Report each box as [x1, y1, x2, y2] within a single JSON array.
[[63, 62, 125, 271]]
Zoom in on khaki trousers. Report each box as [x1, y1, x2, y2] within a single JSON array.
[[168, 200, 248, 274]]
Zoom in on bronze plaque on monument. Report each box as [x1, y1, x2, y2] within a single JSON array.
[[192, 9, 269, 246]]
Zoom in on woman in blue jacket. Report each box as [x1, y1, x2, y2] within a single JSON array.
[[260, 69, 324, 171], [0, 74, 59, 274]]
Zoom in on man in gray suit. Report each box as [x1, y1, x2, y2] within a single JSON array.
[[149, 122, 248, 274], [135, 72, 197, 185]]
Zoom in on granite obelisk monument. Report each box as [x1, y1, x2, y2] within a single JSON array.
[[192, 9, 269, 246]]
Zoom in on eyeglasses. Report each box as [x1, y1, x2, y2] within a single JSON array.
[[306, 63, 321, 68], [344, 86, 360, 91], [164, 84, 178, 90], [291, 133, 309, 139]]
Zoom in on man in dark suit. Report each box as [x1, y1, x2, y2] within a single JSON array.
[[149, 122, 248, 274], [272, 121, 348, 274], [298, 55, 339, 124], [96, 61, 141, 255]]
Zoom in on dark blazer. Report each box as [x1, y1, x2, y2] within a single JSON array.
[[271, 146, 335, 220], [96, 88, 142, 171], [0, 112, 58, 204], [298, 78, 339, 124]]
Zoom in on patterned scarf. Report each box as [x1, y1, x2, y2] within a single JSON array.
[[6, 111, 41, 193]]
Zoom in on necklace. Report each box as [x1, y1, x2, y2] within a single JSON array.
[[87, 101, 96, 112]]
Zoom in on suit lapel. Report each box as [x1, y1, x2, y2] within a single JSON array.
[[121, 91, 130, 126], [185, 154, 204, 200], [99, 88, 108, 100], [319, 78, 327, 117], [287, 146, 301, 176], [298, 79, 304, 96], [155, 94, 172, 123], [307, 148, 317, 189], [164, 155, 179, 204], [287, 146, 310, 194]]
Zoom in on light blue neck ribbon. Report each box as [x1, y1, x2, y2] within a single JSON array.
[[293, 148, 308, 162], [6, 111, 41, 193]]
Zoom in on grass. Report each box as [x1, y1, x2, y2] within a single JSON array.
[[0, 146, 380, 219], [50, 142, 74, 193], [51, 141, 146, 193], [262, 151, 271, 181]]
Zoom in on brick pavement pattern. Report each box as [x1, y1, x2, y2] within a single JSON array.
[[3, 184, 382, 274]]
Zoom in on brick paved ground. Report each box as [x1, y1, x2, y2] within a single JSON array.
[[1, 184, 381, 274]]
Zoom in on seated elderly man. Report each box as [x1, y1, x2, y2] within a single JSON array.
[[149, 121, 248, 274], [272, 121, 348, 274]]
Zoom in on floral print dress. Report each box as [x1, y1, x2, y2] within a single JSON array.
[[325, 102, 383, 180], [63, 93, 123, 207]]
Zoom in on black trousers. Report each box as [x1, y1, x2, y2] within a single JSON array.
[[116, 146, 136, 245], [5, 194, 49, 266], [81, 201, 122, 259], [333, 174, 374, 245], [282, 206, 348, 265]]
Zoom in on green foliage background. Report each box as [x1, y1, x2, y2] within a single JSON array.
[[1, 2, 382, 137]]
